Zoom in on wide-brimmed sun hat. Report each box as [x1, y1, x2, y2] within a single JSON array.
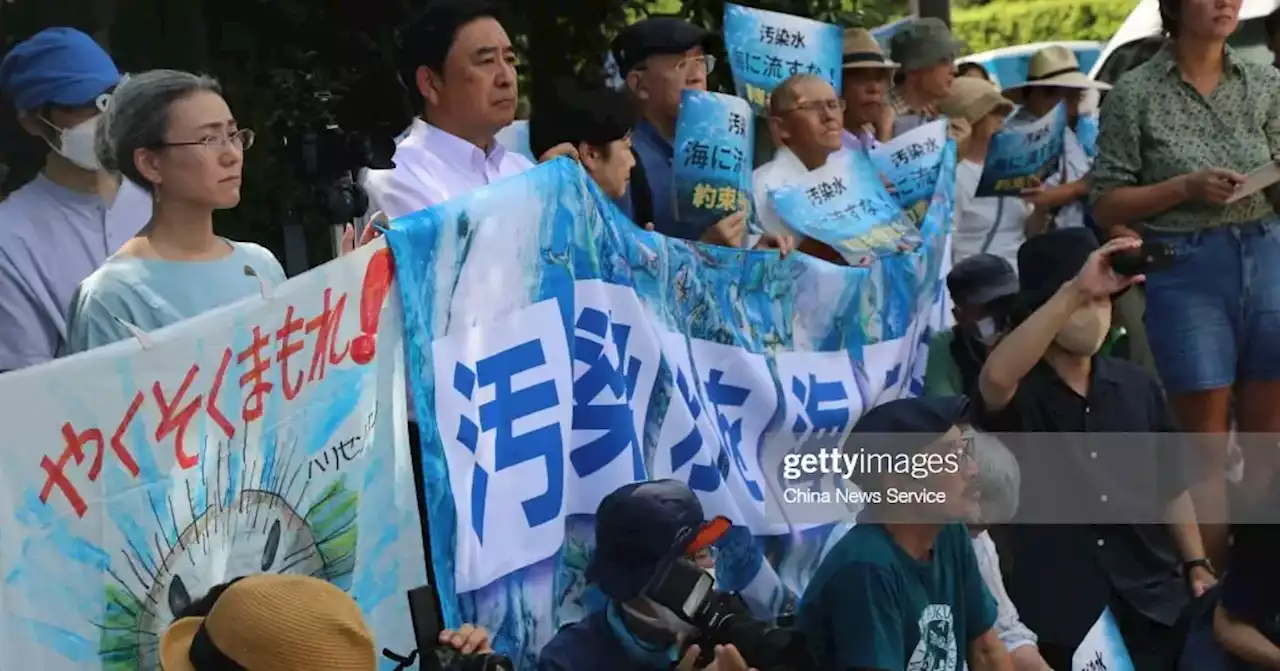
[[1003, 45, 1112, 103], [842, 28, 899, 71]]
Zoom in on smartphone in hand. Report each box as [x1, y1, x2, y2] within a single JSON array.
[[1110, 241, 1176, 276]]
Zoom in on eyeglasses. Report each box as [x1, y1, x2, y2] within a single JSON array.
[[641, 54, 716, 77], [159, 128, 255, 152], [782, 99, 846, 115]]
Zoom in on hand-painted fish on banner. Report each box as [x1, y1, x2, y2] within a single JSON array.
[[0, 242, 423, 671]]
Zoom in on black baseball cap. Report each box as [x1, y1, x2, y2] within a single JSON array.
[[947, 253, 1019, 307], [612, 17, 717, 77], [843, 396, 970, 489], [586, 479, 731, 601], [1016, 227, 1103, 315]]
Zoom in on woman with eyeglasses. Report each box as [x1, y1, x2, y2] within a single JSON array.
[[63, 69, 282, 354]]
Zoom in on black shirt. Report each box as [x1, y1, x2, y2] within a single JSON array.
[[1221, 485, 1280, 641], [973, 355, 1201, 649]]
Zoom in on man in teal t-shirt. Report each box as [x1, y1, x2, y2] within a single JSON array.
[[796, 396, 1012, 671]]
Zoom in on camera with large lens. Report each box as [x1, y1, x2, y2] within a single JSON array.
[[645, 556, 814, 670], [383, 586, 515, 671]]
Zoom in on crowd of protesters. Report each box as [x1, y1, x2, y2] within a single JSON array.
[[1, 0, 1278, 668]]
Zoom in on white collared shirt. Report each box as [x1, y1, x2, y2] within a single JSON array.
[[363, 118, 535, 219], [751, 145, 831, 246]]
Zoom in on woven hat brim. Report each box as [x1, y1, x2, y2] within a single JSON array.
[[843, 58, 900, 70], [159, 617, 202, 671], [1004, 71, 1113, 93]]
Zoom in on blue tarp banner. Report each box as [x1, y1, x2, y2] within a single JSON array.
[[723, 3, 843, 115], [385, 150, 954, 667], [977, 102, 1067, 197]]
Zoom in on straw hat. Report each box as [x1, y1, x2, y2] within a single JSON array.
[[938, 77, 1014, 125], [159, 574, 377, 671], [1003, 45, 1112, 102], [842, 28, 899, 70]]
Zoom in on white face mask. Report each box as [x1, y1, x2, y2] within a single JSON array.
[[622, 597, 698, 638], [974, 317, 1000, 345], [42, 115, 102, 171]]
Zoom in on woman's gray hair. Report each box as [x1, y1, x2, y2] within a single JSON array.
[[95, 69, 222, 191], [970, 430, 1020, 525]]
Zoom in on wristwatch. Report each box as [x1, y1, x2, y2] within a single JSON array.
[[1183, 558, 1217, 578]]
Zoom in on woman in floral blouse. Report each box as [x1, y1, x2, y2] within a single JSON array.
[[1090, 0, 1280, 569]]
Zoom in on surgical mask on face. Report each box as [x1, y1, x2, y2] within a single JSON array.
[[1055, 306, 1110, 356], [42, 115, 101, 171], [622, 597, 698, 638], [973, 317, 1000, 346]]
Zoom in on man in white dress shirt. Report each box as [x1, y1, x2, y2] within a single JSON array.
[[752, 74, 846, 262], [364, 0, 573, 220]]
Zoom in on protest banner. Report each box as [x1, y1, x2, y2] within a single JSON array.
[[768, 147, 937, 267], [673, 90, 754, 231], [0, 242, 425, 670], [385, 155, 954, 667], [1076, 112, 1100, 159], [976, 102, 1067, 197], [872, 119, 949, 228], [1073, 608, 1136, 671], [723, 3, 843, 116]]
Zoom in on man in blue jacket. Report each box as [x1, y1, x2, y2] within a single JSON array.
[[537, 479, 751, 670]]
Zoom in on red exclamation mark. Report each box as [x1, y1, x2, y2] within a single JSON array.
[[351, 247, 395, 365]]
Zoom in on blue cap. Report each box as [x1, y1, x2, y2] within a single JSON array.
[[0, 28, 120, 112], [586, 479, 730, 601]]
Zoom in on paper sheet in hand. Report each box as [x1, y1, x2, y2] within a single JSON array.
[[1226, 160, 1280, 204]]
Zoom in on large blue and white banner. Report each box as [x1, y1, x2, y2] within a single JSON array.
[[386, 149, 955, 666], [723, 3, 843, 115], [977, 102, 1067, 197], [673, 90, 754, 231], [0, 243, 424, 670]]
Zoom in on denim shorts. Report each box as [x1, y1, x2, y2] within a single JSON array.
[[1144, 218, 1280, 394]]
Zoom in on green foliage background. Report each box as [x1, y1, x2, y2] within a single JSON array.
[[0, 0, 1133, 265]]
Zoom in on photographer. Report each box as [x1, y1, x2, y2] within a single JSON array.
[[160, 574, 492, 670], [795, 396, 1012, 671], [539, 479, 771, 671]]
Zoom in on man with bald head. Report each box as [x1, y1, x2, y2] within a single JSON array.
[[752, 74, 846, 261]]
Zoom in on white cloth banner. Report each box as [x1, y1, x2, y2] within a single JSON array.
[[0, 242, 425, 670]]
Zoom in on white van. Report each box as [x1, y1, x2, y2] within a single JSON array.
[[1089, 0, 1280, 87]]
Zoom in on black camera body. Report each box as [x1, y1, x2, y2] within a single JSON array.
[[646, 556, 812, 671], [382, 586, 515, 671]]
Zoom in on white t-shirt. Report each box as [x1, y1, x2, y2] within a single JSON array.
[[953, 160, 1032, 270]]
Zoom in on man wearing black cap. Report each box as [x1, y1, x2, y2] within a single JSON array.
[[537, 479, 749, 671], [925, 253, 1020, 398], [612, 17, 748, 246], [797, 396, 1012, 671], [975, 229, 1213, 671]]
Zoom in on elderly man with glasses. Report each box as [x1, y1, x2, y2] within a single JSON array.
[[750, 73, 848, 261]]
